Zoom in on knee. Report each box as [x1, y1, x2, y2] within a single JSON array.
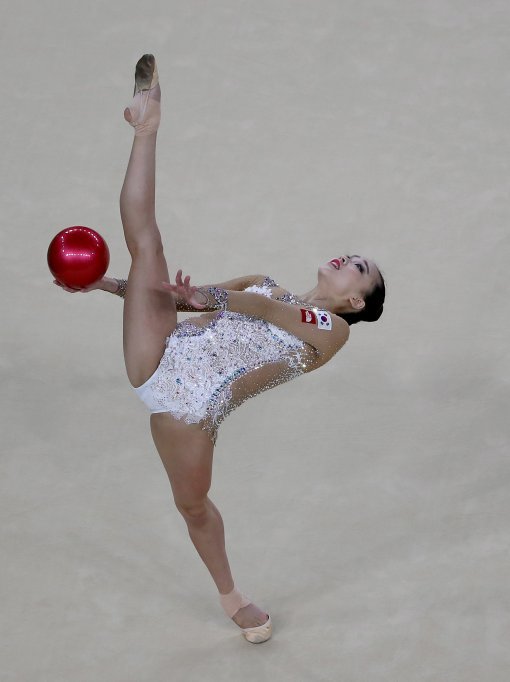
[[129, 234, 164, 258], [175, 497, 209, 524]]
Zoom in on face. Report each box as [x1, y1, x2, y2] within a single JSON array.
[[318, 254, 380, 312]]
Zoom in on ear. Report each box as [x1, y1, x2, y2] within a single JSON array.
[[349, 295, 365, 311]]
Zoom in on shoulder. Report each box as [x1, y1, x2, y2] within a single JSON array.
[[263, 298, 349, 363], [205, 274, 267, 291], [242, 275, 280, 294], [307, 310, 349, 363], [251, 274, 278, 288]]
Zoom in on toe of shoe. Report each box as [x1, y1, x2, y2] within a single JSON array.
[[242, 615, 272, 643]]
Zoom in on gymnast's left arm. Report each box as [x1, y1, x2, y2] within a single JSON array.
[[221, 290, 350, 362]]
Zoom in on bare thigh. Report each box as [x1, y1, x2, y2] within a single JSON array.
[[150, 412, 215, 513], [123, 236, 177, 388]]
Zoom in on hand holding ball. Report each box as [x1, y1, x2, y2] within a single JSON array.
[[47, 226, 110, 289]]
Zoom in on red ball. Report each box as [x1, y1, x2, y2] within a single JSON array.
[[47, 226, 110, 288]]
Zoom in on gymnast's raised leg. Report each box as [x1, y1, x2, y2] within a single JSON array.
[[120, 55, 270, 642], [120, 56, 176, 388]]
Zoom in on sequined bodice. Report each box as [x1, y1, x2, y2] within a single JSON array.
[[146, 276, 310, 437]]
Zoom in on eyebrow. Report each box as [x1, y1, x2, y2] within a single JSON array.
[[351, 255, 370, 274]]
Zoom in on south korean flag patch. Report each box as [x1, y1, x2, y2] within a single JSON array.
[[316, 309, 332, 331]]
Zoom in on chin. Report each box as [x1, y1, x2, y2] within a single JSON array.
[[318, 264, 333, 279]]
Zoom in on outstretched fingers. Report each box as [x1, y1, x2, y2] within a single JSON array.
[[161, 269, 208, 309]]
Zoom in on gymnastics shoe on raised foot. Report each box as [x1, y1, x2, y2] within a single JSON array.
[[123, 53, 161, 136], [219, 587, 272, 644]]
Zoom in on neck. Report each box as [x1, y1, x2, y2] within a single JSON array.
[[295, 285, 350, 314], [296, 285, 333, 310]]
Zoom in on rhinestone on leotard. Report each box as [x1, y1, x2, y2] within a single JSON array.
[[134, 276, 314, 444]]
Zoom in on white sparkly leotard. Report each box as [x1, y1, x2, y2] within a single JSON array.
[[133, 277, 312, 443]]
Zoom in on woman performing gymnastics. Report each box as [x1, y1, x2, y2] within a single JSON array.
[[55, 54, 385, 643]]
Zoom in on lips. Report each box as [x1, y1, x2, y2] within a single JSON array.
[[330, 259, 341, 270]]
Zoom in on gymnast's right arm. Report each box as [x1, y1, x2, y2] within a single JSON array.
[[53, 274, 264, 313]]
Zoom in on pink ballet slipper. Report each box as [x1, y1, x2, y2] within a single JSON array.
[[124, 53, 161, 136], [219, 587, 272, 644]]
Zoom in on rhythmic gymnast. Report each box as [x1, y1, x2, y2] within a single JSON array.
[[55, 54, 386, 643]]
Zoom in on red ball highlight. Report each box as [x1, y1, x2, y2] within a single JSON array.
[[47, 226, 110, 288]]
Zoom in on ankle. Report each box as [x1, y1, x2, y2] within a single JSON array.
[[218, 580, 235, 595], [219, 586, 251, 618], [124, 89, 161, 136]]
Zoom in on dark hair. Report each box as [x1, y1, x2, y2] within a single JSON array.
[[336, 270, 386, 326]]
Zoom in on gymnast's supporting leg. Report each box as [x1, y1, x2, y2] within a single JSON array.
[[150, 414, 271, 639], [119, 55, 177, 388]]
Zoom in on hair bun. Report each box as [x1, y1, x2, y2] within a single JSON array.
[[363, 303, 384, 322]]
